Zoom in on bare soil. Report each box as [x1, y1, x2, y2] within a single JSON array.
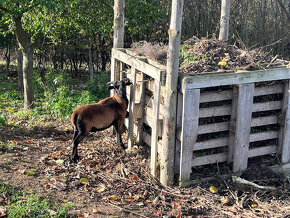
[[0, 119, 289, 217]]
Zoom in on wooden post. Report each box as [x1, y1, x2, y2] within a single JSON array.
[[110, 0, 125, 134], [136, 72, 145, 144], [151, 76, 162, 177], [160, 0, 184, 186], [128, 67, 137, 149], [278, 81, 290, 164], [219, 0, 231, 41], [179, 89, 200, 185], [228, 86, 238, 163], [232, 83, 254, 172]]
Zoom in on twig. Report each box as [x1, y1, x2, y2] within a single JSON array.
[[232, 176, 276, 190], [266, 55, 278, 68], [105, 202, 148, 218]]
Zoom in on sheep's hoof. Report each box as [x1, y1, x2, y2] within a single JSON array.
[[70, 154, 80, 163], [120, 144, 127, 150]]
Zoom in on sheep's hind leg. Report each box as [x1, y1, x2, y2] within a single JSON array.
[[70, 131, 86, 162], [70, 119, 86, 162]]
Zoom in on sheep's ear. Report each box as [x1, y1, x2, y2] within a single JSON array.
[[126, 81, 132, 86], [108, 86, 114, 90]]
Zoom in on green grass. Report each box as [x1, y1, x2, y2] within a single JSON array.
[[0, 181, 73, 217]]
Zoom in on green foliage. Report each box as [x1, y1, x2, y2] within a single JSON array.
[[0, 181, 72, 217], [0, 113, 6, 127], [32, 69, 110, 119]]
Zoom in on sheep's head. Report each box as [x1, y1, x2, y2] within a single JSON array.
[[107, 78, 132, 100]]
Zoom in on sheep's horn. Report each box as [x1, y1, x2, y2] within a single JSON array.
[[107, 81, 115, 85]]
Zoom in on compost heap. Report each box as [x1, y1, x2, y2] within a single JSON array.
[[131, 37, 289, 74]]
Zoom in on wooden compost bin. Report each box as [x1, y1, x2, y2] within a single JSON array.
[[111, 48, 290, 186]]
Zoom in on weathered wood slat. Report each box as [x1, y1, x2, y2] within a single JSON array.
[[250, 131, 279, 142], [251, 115, 278, 127], [199, 105, 231, 118], [127, 67, 137, 149], [279, 81, 290, 164], [113, 48, 165, 80], [191, 152, 228, 166], [254, 84, 283, 96], [194, 137, 228, 150], [200, 90, 232, 103], [198, 84, 283, 104], [198, 122, 229, 134], [252, 101, 282, 112], [248, 145, 277, 158], [180, 89, 200, 183], [136, 72, 145, 144], [182, 67, 290, 90], [199, 101, 281, 118], [151, 77, 161, 177], [233, 83, 255, 173], [176, 92, 183, 128], [190, 145, 277, 167], [228, 86, 238, 163]]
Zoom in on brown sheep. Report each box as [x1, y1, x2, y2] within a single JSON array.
[[70, 78, 132, 162]]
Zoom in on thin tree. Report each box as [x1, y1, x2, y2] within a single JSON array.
[[160, 0, 184, 186], [219, 0, 231, 41]]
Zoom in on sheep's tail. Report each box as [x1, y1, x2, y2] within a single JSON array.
[[71, 113, 78, 130]]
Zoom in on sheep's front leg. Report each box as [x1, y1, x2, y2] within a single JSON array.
[[114, 124, 126, 149]]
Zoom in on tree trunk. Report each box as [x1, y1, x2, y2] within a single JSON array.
[[113, 0, 125, 48], [160, 0, 184, 186], [17, 46, 24, 93], [219, 0, 231, 41], [13, 17, 34, 109], [89, 43, 94, 81], [5, 43, 11, 74]]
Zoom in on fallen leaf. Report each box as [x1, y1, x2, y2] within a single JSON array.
[[24, 168, 37, 176], [96, 186, 106, 193], [108, 195, 118, 201], [129, 174, 138, 182], [55, 159, 64, 165], [80, 178, 89, 185], [153, 210, 161, 216], [172, 202, 180, 209], [92, 209, 98, 214], [126, 196, 135, 202], [176, 214, 182, 218], [27, 140, 32, 144], [136, 202, 144, 206], [251, 203, 258, 208], [209, 186, 218, 193], [0, 206, 6, 217]]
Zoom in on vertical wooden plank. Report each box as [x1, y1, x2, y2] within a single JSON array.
[[179, 89, 200, 183], [279, 81, 290, 164], [128, 67, 137, 149], [151, 76, 162, 177], [278, 81, 289, 151], [228, 87, 238, 163], [136, 72, 145, 144], [233, 83, 254, 173], [110, 56, 117, 96]]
